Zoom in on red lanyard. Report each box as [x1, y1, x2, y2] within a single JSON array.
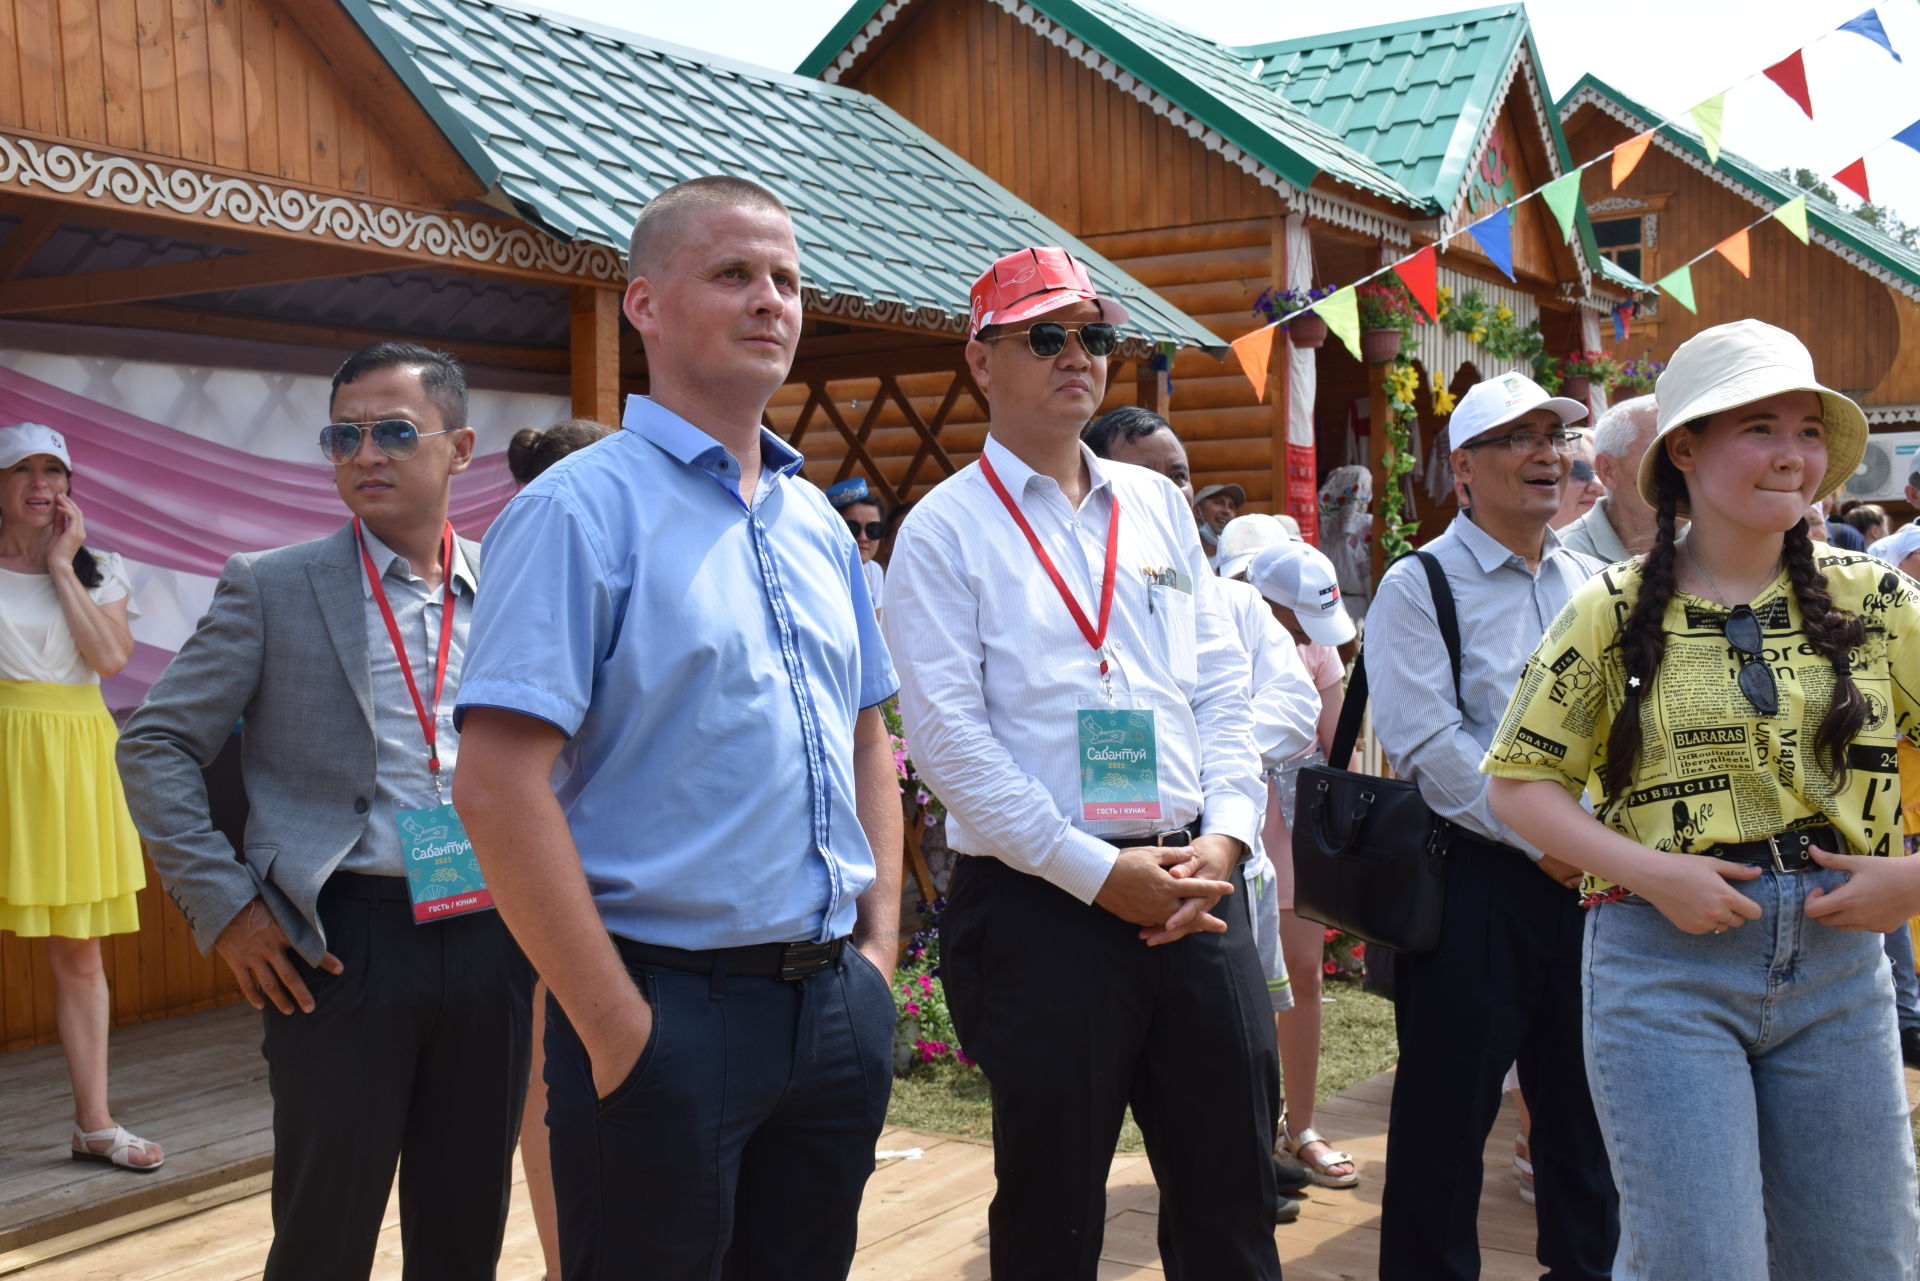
[[355, 518, 458, 786], [979, 453, 1120, 679]]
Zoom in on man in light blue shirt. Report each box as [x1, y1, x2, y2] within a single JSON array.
[[453, 176, 901, 1281]]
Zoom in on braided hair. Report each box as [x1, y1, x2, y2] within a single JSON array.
[[1602, 428, 1867, 796]]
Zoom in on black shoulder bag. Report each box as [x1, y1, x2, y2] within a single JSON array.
[[1291, 551, 1461, 954]]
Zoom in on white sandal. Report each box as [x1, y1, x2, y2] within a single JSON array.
[[1286, 1126, 1359, 1189], [71, 1125, 164, 1172]]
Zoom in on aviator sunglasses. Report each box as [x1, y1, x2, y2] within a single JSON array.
[[985, 321, 1120, 359], [846, 519, 887, 541], [319, 419, 457, 464], [1722, 604, 1779, 716]]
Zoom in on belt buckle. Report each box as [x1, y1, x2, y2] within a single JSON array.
[[1767, 834, 1790, 875], [1153, 827, 1190, 847], [778, 940, 835, 982]]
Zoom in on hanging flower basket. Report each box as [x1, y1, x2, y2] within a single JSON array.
[[1360, 327, 1402, 364], [1561, 374, 1591, 403], [1286, 311, 1328, 349]]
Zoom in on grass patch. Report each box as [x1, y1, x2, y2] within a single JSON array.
[[884, 978, 1398, 1153]]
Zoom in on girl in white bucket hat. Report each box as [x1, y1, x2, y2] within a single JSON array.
[[1482, 319, 1920, 1277]]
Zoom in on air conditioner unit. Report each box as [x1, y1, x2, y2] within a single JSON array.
[[1843, 432, 1920, 502]]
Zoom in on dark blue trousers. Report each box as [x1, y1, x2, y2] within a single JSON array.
[[544, 943, 895, 1281]]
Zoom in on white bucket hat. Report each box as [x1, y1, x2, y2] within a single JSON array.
[[1639, 319, 1867, 506], [0, 422, 71, 470], [1215, 512, 1294, 578]]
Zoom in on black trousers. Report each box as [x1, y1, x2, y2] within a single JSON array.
[[1378, 837, 1619, 1281], [941, 855, 1282, 1281], [543, 941, 896, 1281], [261, 872, 532, 1281]]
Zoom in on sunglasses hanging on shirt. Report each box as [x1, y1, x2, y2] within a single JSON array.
[[1722, 604, 1779, 716]]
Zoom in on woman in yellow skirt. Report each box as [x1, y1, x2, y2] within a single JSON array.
[[0, 422, 162, 1171]]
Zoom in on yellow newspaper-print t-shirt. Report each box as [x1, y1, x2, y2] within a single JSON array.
[[1482, 551, 1920, 892]]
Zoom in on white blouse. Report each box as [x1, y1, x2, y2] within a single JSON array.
[[0, 553, 138, 685]]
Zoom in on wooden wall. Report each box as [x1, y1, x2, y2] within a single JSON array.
[[1565, 105, 1903, 398], [1, 854, 241, 1053], [0, 0, 473, 203]]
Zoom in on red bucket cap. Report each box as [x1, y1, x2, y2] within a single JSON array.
[[968, 247, 1132, 339]]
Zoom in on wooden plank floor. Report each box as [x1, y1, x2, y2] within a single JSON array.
[[9, 1016, 1918, 1280]]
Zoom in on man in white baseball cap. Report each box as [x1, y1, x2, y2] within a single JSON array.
[[1214, 512, 1293, 580], [1247, 541, 1357, 649]]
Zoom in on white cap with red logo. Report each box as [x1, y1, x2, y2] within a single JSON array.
[[1248, 541, 1357, 647]]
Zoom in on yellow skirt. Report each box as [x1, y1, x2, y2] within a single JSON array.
[[0, 680, 145, 938]]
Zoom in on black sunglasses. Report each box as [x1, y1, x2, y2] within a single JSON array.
[[1724, 604, 1778, 716], [987, 321, 1120, 359], [319, 419, 456, 464], [846, 519, 886, 541]]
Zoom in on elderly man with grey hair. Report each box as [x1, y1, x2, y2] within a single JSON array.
[[1559, 394, 1659, 562]]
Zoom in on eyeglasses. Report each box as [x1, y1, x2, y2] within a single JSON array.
[[985, 321, 1119, 359], [319, 419, 457, 464], [846, 519, 886, 541], [1723, 604, 1779, 716], [1460, 429, 1583, 455]]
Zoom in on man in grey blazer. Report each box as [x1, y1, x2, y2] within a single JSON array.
[[118, 343, 531, 1281]]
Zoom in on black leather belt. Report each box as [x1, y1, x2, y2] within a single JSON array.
[[1703, 825, 1839, 874], [613, 934, 846, 981], [1097, 823, 1199, 848]]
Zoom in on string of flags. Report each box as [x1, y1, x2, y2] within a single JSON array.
[[1231, 4, 1920, 396]]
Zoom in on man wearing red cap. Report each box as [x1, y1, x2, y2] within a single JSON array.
[[886, 249, 1281, 1278]]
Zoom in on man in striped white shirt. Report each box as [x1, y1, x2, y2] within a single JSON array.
[[885, 248, 1283, 1280]]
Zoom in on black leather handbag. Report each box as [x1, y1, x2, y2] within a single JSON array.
[[1291, 551, 1461, 954]]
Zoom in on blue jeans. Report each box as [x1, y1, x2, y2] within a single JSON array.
[[1886, 924, 1920, 1033], [1584, 868, 1920, 1280]]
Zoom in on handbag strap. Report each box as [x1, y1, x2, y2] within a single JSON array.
[[1330, 550, 1462, 766]]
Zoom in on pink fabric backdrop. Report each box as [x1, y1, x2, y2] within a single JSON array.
[[0, 365, 520, 709]]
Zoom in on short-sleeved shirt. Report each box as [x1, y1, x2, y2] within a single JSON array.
[[1483, 551, 1920, 891], [0, 553, 138, 685], [456, 398, 898, 950]]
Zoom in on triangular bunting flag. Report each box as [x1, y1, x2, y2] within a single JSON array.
[[1542, 172, 1583, 241], [1763, 50, 1815, 119], [1774, 195, 1810, 243], [1231, 324, 1276, 400], [1897, 118, 1920, 156], [1690, 93, 1726, 164], [1714, 228, 1752, 277], [1393, 245, 1440, 323], [1657, 265, 1697, 314], [1463, 208, 1516, 281], [1612, 302, 1633, 344], [1835, 157, 1872, 202], [1612, 131, 1654, 188], [1839, 8, 1901, 62], [1318, 286, 1363, 362]]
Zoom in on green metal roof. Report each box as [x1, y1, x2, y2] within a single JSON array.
[[799, 0, 1428, 209], [335, 0, 1226, 353], [1558, 74, 1920, 293], [1235, 6, 1529, 214]]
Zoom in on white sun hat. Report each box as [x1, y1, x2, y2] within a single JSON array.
[[1215, 512, 1294, 578], [1639, 319, 1867, 506]]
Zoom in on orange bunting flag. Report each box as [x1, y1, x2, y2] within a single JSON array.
[[1232, 324, 1277, 401], [1835, 157, 1872, 202], [1763, 49, 1815, 119], [1714, 228, 1752, 277], [1612, 131, 1653, 188], [1394, 245, 1440, 323]]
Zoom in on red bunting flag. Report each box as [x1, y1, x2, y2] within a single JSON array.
[[1393, 245, 1440, 323], [1763, 50, 1815, 119], [1714, 228, 1752, 277], [1612, 131, 1653, 188], [1835, 157, 1872, 202]]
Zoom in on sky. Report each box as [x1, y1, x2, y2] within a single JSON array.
[[529, 0, 1920, 233]]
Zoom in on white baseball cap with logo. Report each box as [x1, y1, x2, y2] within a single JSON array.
[[0, 422, 71, 470], [1446, 372, 1587, 452], [1248, 541, 1357, 647], [1214, 512, 1294, 579]]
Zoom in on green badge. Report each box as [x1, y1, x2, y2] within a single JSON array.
[[397, 802, 494, 924], [1078, 708, 1162, 822]]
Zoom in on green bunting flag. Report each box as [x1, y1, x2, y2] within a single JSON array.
[[1773, 195, 1810, 243], [1318, 285, 1362, 361], [1690, 93, 1725, 164], [1542, 172, 1583, 241], [1657, 264, 1697, 314]]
